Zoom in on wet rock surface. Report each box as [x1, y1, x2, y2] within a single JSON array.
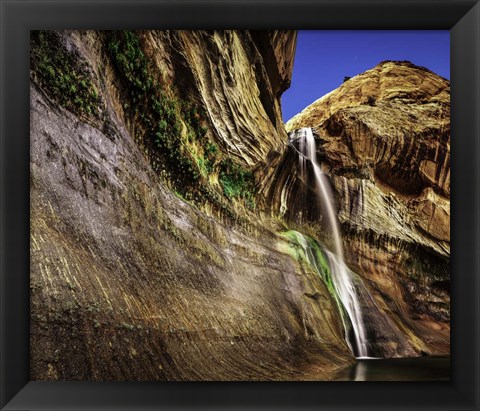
[[30, 30, 355, 381], [30, 34, 449, 381], [280, 61, 450, 357]]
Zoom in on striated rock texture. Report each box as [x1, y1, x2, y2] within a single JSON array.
[[30, 30, 450, 381], [30, 30, 356, 381], [281, 61, 450, 357]]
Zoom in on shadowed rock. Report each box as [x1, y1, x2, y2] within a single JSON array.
[[30, 30, 355, 381]]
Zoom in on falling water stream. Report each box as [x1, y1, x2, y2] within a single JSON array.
[[289, 127, 369, 358]]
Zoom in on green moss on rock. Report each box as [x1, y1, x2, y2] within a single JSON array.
[[30, 31, 101, 119], [219, 158, 255, 208], [280, 230, 348, 323], [106, 30, 257, 215], [107, 31, 215, 192]]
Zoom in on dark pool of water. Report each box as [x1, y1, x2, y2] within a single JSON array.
[[333, 356, 450, 381]]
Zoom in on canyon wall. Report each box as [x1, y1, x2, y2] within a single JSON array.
[[30, 31, 450, 381], [282, 61, 450, 357], [30, 30, 354, 381]]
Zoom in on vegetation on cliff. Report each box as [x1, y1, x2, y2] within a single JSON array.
[[30, 30, 101, 119], [106, 30, 256, 212], [29, 30, 449, 380]]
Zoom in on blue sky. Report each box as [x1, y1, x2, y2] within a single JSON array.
[[281, 30, 450, 122]]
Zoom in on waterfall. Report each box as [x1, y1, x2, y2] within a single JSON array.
[[289, 127, 369, 358]]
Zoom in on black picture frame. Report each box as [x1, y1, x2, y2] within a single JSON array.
[[1, 0, 479, 410]]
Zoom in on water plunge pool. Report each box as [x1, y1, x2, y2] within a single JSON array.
[[333, 356, 450, 381]]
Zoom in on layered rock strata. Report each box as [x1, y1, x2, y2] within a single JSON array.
[[281, 61, 450, 356], [30, 30, 356, 381], [30, 30, 450, 381]]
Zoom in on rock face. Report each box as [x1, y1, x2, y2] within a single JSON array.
[[30, 30, 355, 381], [169, 30, 292, 166], [30, 33, 450, 381], [282, 61, 450, 357]]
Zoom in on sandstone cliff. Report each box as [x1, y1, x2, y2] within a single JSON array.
[[282, 61, 450, 357], [30, 30, 355, 381], [30, 31, 450, 381]]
